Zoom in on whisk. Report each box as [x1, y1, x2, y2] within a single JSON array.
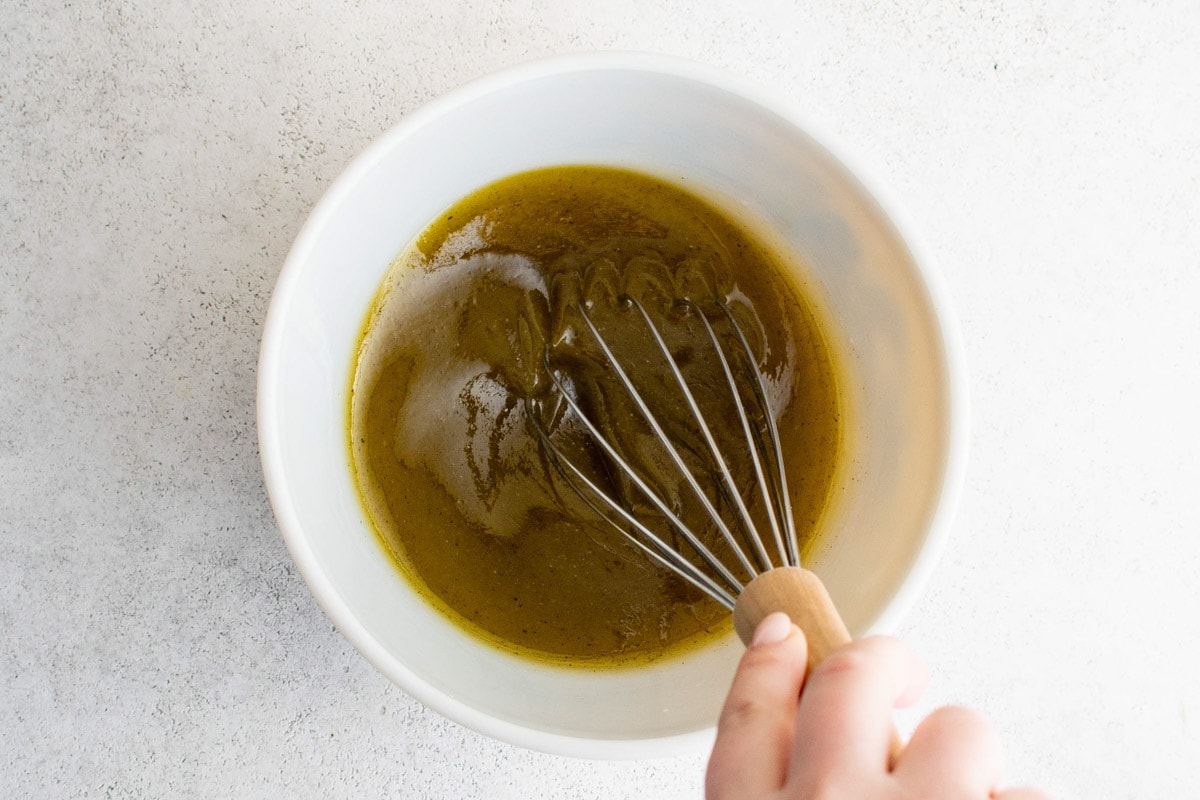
[[531, 292, 904, 762], [530, 293, 851, 660]]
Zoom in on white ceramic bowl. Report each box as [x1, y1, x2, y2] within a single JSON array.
[[257, 53, 968, 759]]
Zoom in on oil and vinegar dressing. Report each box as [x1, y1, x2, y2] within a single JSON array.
[[349, 166, 843, 667]]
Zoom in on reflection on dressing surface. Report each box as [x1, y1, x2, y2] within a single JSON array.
[[350, 166, 843, 665]]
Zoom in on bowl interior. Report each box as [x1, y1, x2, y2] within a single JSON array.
[[258, 56, 962, 758]]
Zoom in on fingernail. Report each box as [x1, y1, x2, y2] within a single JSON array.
[[751, 612, 793, 647]]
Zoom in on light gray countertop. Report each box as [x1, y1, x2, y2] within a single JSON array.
[[3, 2, 1198, 798]]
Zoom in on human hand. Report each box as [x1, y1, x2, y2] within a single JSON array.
[[706, 612, 1048, 799]]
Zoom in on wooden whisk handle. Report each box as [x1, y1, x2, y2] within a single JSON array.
[[733, 566, 850, 660], [732, 566, 905, 769]]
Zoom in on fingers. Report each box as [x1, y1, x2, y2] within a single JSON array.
[[787, 636, 928, 790], [893, 705, 1003, 796], [706, 612, 809, 799], [707, 627, 1047, 800]]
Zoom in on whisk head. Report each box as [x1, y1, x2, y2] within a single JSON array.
[[527, 294, 801, 611]]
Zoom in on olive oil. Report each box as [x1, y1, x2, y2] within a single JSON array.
[[349, 166, 842, 667]]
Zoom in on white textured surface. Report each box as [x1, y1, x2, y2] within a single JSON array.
[[2, 2, 1197, 798]]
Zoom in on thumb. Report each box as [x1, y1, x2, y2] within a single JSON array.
[[706, 613, 809, 799]]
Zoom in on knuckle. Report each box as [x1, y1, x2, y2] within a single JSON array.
[[716, 645, 807, 733], [717, 693, 775, 732], [810, 644, 871, 678]]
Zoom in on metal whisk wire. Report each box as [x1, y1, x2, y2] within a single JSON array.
[[531, 307, 907, 765], [530, 296, 801, 611]]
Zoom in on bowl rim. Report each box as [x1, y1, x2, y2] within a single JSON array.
[[256, 50, 970, 759]]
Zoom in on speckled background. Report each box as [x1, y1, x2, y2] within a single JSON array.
[[3, 2, 1198, 798]]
